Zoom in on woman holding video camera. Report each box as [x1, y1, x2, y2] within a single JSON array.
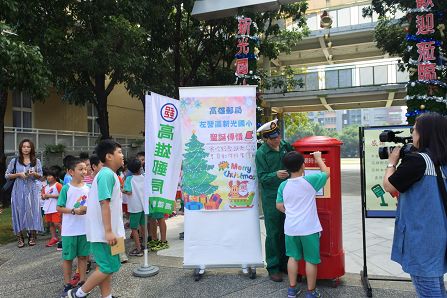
[[383, 113, 447, 297], [5, 139, 43, 248]]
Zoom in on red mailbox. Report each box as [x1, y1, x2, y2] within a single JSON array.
[[292, 136, 344, 285]]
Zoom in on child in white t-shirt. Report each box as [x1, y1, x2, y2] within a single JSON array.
[[37, 170, 48, 235], [68, 140, 125, 298], [42, 167, 63, 247], [123, 158, 145, 257], [276, 151, 329, 298], [56, 158, 90, 297]]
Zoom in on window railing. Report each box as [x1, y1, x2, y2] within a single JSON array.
[[303, 4, 405, 31], [4, 127, 143, 157], [265, 62, 409, 94]]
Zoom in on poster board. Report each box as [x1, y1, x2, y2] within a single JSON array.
[[179, 86, 263, 268], [361, 125, 412, 218], [304, 168, 331, 198]]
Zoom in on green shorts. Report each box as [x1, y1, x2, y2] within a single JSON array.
[[129, 211, 145, 229], [285, 233, 321, 265], [149, 212, 164, 220], [90, 242, 121, 274], [62, 235, 90, 261]]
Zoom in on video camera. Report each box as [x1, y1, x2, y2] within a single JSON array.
[[378, 130, 414, 160]]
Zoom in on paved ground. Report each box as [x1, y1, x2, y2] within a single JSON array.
[[0, 159, 418, 297]]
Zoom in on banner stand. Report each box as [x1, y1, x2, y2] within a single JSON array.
[[184, 263, 264, 281], [179, 86, 264, 282], [133, 214, 159, 277], [359, 127, 411, 297]]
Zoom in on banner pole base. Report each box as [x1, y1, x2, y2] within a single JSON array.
[[133, 249, 159, 277], [133, 219, 159, 278], [133, 265, 159, 277]]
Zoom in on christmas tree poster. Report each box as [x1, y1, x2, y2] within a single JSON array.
[[179, 86, 258, 212], [179, 86, 263, 269]]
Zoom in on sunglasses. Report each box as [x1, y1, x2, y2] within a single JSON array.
[[410, 127, 415, 133]]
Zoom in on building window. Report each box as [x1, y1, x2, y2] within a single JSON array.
[[87, 103, 100, 134], [339, 69, 353, 87], [337, 8, 351, 27], [373, 65, 388, 85], [12, 91, 32, 128], [359, 66, 374, 86], [306, 72, 319, 91], [396, 65, 409, 83], [306, 13, 318, 31], [326, 69, 353, 89], [325, 70, 339, 89]]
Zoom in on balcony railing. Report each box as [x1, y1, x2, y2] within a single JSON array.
[[303, 4, 405, 32], [4, 127, 143, 157], [265, 62, 409, 94]]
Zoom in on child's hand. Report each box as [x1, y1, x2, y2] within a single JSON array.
[[106, 231, 117, 246], [311, 151, 322, 160], [74, 208, 86, 215], [79, 206, 87, 214], [276, 170, 289, 179]]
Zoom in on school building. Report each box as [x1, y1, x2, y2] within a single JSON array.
[[6, 0, 408, 155], [4, 82, 144, 156]]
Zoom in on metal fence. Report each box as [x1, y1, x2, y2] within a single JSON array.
[[4, 127, 144, 163], [265, 62, 409, 94]]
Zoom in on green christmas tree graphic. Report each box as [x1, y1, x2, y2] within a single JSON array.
[[182, 132, 218, 196]]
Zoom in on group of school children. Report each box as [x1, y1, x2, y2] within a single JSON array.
[[38, 140, 173, 298], [37, 133, 329, 298]]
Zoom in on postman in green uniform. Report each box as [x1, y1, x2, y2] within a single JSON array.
[[255, 119, 293, 282]]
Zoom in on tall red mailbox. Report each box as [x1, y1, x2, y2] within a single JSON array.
[[292, 136, 344, 285]]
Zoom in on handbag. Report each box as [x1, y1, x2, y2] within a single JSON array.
[[2, 157, 18, 192], [435, 166, 447, 215], [434, 165, 447, 261]]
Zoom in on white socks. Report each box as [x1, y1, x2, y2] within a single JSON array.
[[76, 287, 88, 297]]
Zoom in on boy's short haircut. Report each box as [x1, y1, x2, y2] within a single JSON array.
[[63, 155, 76, 169], [89, 154, 101, 167], [95, 139, 122, 163], [67, 157, 83, 171], [283, 151, 305, 172], [136, 151, 145, 158], [127, 159, 142, 174], [79, 152, 89, 162], [47, 166, 60, 179]]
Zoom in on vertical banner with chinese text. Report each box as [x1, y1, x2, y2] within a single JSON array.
[[144, 92, 182, 214], [179, 86, 263, 268]]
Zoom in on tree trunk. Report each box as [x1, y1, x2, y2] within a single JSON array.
[[173, 0, 182, 98], [94, 75, 111, 140], [0, 90, 9, 207]]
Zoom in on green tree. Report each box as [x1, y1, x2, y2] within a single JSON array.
[[182, 133, 218, 196], [366, 1, 447, 123], [283, 112, 309, 140], [144, 0, 309, 97], [7, 0, 152, 139], [0, 21, 50, 206], [284, 120, 333, 143], [338, 125, 359, 158]]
